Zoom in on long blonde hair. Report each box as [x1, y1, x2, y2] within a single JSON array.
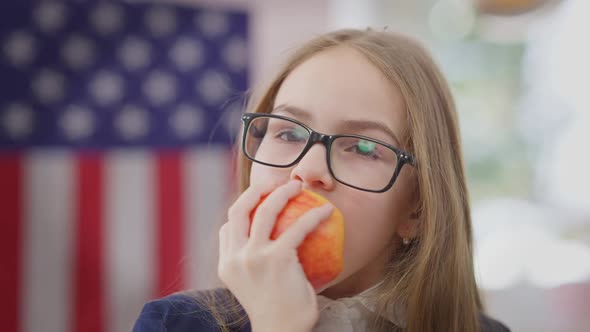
[[192, 29, 483, 332]]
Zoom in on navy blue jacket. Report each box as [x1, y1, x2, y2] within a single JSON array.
[[132, 289, 510, 332]]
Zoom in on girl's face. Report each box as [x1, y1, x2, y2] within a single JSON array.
[[249, 46, 417, 298]]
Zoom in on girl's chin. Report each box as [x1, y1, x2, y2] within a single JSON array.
[[314, 273, 347, 295], [315, 285, 331, 296], [314, 279, 334, 294]]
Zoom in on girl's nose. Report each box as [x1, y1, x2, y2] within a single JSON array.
[[289, 144, 336, 191]]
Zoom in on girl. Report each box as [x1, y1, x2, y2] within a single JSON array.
[[133, 29, 510, 332]]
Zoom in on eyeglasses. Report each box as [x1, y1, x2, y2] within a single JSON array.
[[241, 113, 415, 193]]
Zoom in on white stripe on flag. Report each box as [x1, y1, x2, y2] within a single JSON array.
[[185, 146, 231, 291], [22, 150, 74, 332], [105, 150, 156, 332]]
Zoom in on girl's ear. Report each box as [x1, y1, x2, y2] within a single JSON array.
[[396, 210, 420, 240], [398, 172, 420, 240]]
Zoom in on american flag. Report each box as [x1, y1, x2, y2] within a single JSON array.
[[0, 1, 248, 332]]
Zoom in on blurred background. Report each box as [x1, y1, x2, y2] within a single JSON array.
[[0, 0, 588, 331]]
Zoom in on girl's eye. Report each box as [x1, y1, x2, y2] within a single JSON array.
[[276, 128, 308, 142], [346, 140, 380, 159]]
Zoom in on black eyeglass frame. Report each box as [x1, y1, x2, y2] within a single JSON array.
[[241, 112, 416, 193]]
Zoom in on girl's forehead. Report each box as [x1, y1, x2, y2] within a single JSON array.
[[273, 47, 407, 142]]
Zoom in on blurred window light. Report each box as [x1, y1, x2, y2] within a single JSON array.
[[537, 116, 590, 215], [429, 0, 476, 41], [533, 0, 590, 112], [327, 0, 379, 30], [474, 199, 590, 290], [527, 238, 590, 288], [520, 0, 590, 214]]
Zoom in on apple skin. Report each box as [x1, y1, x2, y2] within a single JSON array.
[[249, 189, 345, 289]]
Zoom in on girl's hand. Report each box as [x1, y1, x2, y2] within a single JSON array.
[[217, 180, 334, 332]]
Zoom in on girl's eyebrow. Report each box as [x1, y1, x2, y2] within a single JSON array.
[[272, 104, 401, 146], [272, 104, 312, 121], [340, 118, 401, 146]]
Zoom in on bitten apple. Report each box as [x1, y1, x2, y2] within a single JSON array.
[[249, 189, 345, 289]]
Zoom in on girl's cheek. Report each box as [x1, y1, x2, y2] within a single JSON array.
[[249, 164, 273, 186]]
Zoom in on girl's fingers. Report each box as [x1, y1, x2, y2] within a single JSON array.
[[249, 180, 302, 245], [275, 203, 334, 250], [226, 182, 280, 245]]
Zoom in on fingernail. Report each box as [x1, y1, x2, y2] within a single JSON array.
[[321, 204, 334, 213]]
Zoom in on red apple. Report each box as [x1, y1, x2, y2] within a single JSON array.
[[249, 189, 345, 289]]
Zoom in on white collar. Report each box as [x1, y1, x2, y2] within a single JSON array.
[[315, 280, 406, 331]]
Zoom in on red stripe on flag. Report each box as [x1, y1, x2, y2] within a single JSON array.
[[156, 152, 185, 297], [0, 154, 22, 332], [73, 154, 104, 332]]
